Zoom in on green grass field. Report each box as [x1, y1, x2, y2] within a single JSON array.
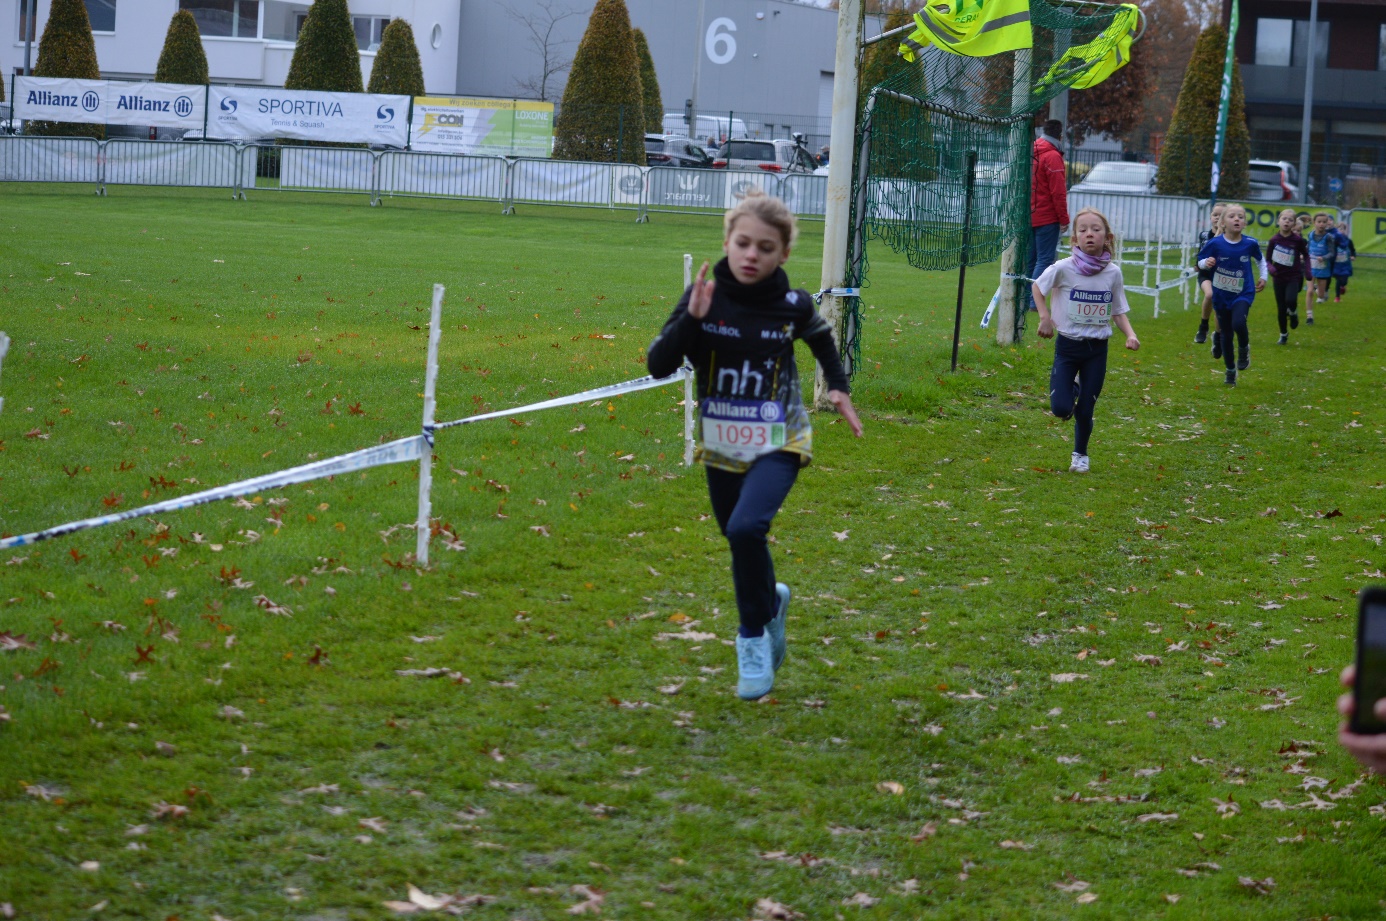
[[1, 185, 1384, 920]]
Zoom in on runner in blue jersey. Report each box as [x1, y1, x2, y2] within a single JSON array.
[[1196, 203, 1267, 386], [1332, 221, 1356, 301], [1306, 212, 1338, 323]]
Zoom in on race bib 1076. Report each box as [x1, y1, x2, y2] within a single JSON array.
[[701, 398, 786, 462], [1067, 287, 1112, 326]]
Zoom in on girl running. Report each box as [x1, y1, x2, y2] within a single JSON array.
[[1306, 212, 1339, 323], [1033, 207, 1140, 474], [1332, 221, 1356, 301], [1194, 203, 1226, 347], [1197, 203, 1267, 386], [1265, 208, 1310, 345], [647, 189, 863, 701]]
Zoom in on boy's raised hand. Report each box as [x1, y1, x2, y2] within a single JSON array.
[[827, 390, 864, 437], [687, 261, 716, 319]]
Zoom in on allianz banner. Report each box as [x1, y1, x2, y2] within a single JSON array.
[[409, 97, 553, 157], [207, 87, 409, 146], [14, 76, 205, 129]]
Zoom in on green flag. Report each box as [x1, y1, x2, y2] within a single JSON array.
[[1033, 4, 1140, 94], [899, 0, 1033, 61], [1210, 0, 1240, 200]]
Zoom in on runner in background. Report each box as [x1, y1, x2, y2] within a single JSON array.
[[1306, 212, 1339, 324], [646, 189, 863, 702], [1197, 203, 1267, 386], [1333, 220, 1356, 302], [1195, 203, 1226, 347], [1265, 208, 1310, 346]]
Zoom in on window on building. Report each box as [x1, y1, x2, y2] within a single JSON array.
[[353, 16, 390, 52], [1255, 18, 1292, 66], [179, 0, 261, 39], [1292, 20, 1329, 68], [1380, 24, 1386, 71], [85, 0, 116, 32], [18, 3, 37, 42]]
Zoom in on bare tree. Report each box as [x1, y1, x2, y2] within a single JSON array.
[[506, 0, 586, 101]]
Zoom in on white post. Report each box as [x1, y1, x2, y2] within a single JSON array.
[[682, 253, 695, 466], [815, 0, 864, 409], [1182, 241, 1190, 312], [1153, 235, 1162, 318], [415, 284, 445, 567]]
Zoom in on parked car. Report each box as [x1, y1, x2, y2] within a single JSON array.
[[712, 138, 819, 174], [1246, 159, 1301, 202], [1069, 161, 1157, 195], [644, 134, 713, 168]]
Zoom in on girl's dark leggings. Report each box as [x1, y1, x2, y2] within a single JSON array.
[[1049, 334, 1109, 456], [1273, 277, 1302, 334], [705, 451, 800, 637], [1213, 298, 1251, 370], [1335, 274, 1350, 295]]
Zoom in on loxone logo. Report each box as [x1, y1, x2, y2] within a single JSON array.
[[618, 175, 644, 195], [377, 105, 395, 121], [81, 91, 100, 113], [174, 95, 194, 118], [220, 98, 238, 113]]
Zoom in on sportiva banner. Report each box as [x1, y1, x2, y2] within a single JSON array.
[[207, 86, 409, 146], [14, 76, 205, 129], [409, 97, 554, 157]]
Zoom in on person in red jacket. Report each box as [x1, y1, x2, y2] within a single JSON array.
[[1028, 119, 1070, 313]]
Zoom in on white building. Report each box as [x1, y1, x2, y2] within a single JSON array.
[[5, 1, 462, 93], [4, 1, 875, 141]]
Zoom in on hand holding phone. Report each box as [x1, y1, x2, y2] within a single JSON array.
[[1349, 588, 1386, 734]]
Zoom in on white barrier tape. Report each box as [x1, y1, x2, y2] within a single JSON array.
[[434, 368, 691, 432], [0, 435, 425, 550]]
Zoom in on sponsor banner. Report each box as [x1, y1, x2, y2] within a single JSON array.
[[1229, 202, 1344, 240], [511, 159, 618, 206], [409, 97, 553, 157], [647, 168, 725, 210], [103, 138, 249, 188], [612, 164, 644, 206], [15, 77, 204, 128], [1348, 209, 1386, 256], [0, 136, 100, 183], [207, 86, 408, 146], [280, 146, 376, 191], [724, 170, 778, 209]]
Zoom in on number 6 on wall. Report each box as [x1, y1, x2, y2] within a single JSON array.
[[706, 17, 737, 64]]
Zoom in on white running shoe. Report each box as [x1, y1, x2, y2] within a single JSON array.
[[1069, 453, 1090, 474]]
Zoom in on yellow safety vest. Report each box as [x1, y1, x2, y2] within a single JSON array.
[[898, 0, 1033, 61], [1034, 4, 1140, 93]]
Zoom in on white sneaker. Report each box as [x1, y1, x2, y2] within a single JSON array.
[[1069, 453, 1090, 473]]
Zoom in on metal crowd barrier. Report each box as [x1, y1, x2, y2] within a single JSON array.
[[378, 150, 508, 204], [0, 135, 101, 186], [1068, 191, 1205, 244], [0, 135, 248, 195]]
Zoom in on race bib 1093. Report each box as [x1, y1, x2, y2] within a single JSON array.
[[701, 398, 786, 462]]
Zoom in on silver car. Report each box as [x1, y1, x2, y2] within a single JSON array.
[[1070, 161, 1158, 195], [712, 138, 819, 174], [1246, 159, 1301, 202]]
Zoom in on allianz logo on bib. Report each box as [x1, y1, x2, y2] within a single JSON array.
[[704, 399, 783, 422], [1070, 289, 1112, 304]]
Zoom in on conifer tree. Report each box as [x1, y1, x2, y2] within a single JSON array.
[[29, 0, 103, 139], [285, 0, 364, 93], [367, 19, 425, 97], [632, 28, 662, 134], [858, 7, 912, 112], [553, 0, 644, 164], [155, 10, 209, 86], [1155, 24, 1249, 199]]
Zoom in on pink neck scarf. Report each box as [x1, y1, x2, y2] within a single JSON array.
[[1071, 247, 1112, 276]]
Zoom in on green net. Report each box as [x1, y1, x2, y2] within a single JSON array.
[[841, 0, 1142, 370]]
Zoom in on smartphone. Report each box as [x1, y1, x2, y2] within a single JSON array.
[[1351, 587, 1386, 734]]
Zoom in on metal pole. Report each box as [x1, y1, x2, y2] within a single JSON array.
[[690, 0, 705, 144], [951, 151, 979, 373], [1297, 0, 1318, 204], [996, 49, 1033, 347], [815, 0, 864, 410], [414, 284, 445, 567], [24, 0, 37, 75]]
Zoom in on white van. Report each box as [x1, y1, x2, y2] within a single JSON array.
[[663, 112, 750, 145]]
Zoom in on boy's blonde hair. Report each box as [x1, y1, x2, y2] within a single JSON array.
[[1278, 207, 1297, 224], [724, 187, 798, 248], [1314, 211, 1334, 222], [1222, 202, 1247, 219], [1071, 207, 1118, 257]]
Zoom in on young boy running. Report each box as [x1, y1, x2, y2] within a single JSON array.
[[1197, 203, 1266, 386]]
